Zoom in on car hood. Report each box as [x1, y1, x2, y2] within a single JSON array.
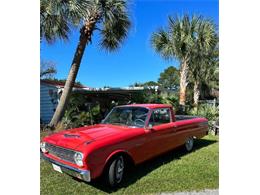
[[43, 124, 128, 150]]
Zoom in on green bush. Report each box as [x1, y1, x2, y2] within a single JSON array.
[[131, 91, 164, 104], [144, 93, 164, 103], [160, 94, 181, 114], [188, 104, 219, 130], [62, 104, 101, 129], [61, 94, 101, 129], [132, 92, 184, 114]]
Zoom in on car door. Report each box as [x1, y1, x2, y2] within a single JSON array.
[[142, 108, 176, 159]]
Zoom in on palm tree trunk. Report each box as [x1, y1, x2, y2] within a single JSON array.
[[179, 59, 189, 107], [49, 16, 98, 128], [193, 81, 200, 107]]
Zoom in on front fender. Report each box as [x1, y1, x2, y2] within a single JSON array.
[[105, 149, 132, 165], [88, 149, 134, 179]]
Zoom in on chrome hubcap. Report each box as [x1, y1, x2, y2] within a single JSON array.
[[185, 138, 193, 151], [115, 156, 124, 183]]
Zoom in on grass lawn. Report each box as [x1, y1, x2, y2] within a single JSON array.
[[41, 134, 218, 195]]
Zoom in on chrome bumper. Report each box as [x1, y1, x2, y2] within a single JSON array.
[[41, 153, 91, 182]]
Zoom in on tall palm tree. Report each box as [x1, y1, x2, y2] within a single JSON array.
[[151, 14, 200, 108], [189, 19, 218, 106], [41, 0, 131, 127]]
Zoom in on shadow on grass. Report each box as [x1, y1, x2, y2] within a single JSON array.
[[74, 138, 217, 193]]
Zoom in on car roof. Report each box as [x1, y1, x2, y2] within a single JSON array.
[[117, 104, 172, 109]]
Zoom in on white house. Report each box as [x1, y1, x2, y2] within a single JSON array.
[[40, 80, 91, 124], [40, 80, 161, 124]]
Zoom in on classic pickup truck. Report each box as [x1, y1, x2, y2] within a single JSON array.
[[41, 104, 208, 187]]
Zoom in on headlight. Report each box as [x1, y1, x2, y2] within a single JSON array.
[[40, 142, 47, 153], [74, 152, 84, 167]]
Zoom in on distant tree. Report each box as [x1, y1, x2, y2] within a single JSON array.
[[158, 66, 179, 90], [45, 78, 84, 87], [40, 60, 57, 79], [151, 14, 200, 108], [41, 0, 131, 127], [129, 81, 158, 88], [129, 82, 143, 87], [143, 81, 158, 87]]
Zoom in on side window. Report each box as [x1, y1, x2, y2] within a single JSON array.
[[149, 108, 171, 126]]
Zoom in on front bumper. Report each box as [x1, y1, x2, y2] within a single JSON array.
[[41, 153, 91, 182]]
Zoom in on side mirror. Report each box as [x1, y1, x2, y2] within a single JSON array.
[[147, 124, 153, 130]]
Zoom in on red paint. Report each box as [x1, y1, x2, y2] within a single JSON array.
[[41, 104, 208, 179]]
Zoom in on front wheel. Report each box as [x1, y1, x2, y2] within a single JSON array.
[[107, 155, 125, 187], [185, 137, 194, 152]]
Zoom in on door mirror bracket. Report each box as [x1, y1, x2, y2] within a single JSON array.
[[147, 124, 153, 130]]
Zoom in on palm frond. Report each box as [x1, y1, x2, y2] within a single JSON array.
[[40, 0, 93, 43], [151, 29, 173, 60], [41, 13, 70, 43], [167, 14, 200, 60], [98, 0, 131, 51]]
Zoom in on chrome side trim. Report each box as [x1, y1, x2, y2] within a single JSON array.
[[41, 153, 91, 182]]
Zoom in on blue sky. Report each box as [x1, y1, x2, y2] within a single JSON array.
[[41, 0, 219, 88]]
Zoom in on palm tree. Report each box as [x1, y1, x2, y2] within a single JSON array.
[[151, 14, 200, 108], [189, 19, 218, 106], [41, 0, 131, 127]]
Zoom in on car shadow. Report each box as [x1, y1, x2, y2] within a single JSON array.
[[74, 138, 217, 193]]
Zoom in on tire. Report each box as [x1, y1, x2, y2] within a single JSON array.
[[107, 155, 125, 187], [185, 137, 194, 152]]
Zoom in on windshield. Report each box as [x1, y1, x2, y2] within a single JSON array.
[[102, 106, 149, 128]]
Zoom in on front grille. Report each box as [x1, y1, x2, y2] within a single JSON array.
[[45, 143, 75, 164]]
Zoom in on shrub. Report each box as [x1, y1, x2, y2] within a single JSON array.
[[62, 104, 101, 129], [61, 93, 101, 129], [144, 93, 164, 103], [131, 91, 164, 104], [134, 92, 185, 114], [188, 104, 219, 131], [160, 94, 181, 112]]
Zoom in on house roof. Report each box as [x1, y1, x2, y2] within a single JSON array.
[[40, 79, 90, 89]]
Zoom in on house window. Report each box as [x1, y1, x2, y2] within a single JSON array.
[[149, 108, 171, 126]]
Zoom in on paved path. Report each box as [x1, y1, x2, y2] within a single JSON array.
[[159, 189, 219, 195]]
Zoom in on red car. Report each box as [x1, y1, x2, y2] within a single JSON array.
[[41, 104, 208, 187]]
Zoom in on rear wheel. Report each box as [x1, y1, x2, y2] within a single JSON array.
[[185, 137, 194, 152], [107, 155, 125, 187]]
